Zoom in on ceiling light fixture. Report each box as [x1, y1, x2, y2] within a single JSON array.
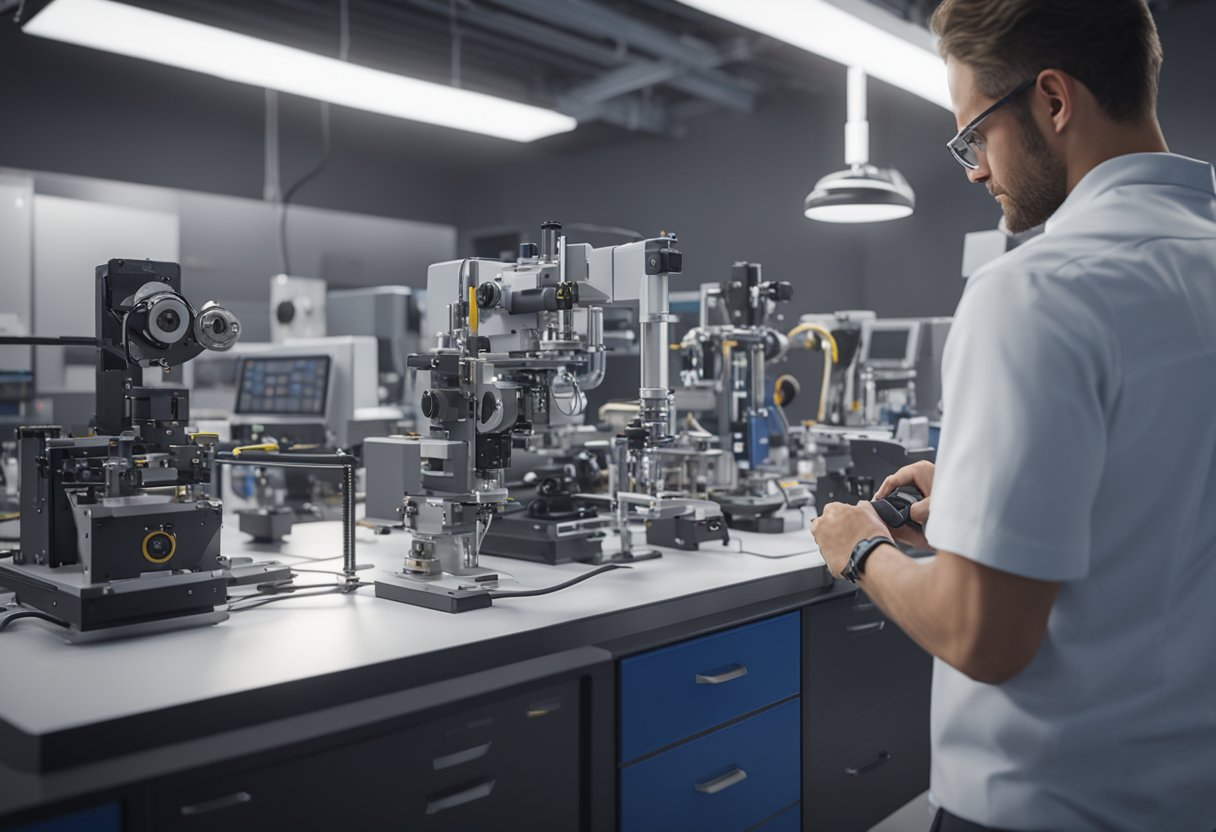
[[804, 67, 915, 223], [23, 0, 578, 143], [676, 0, 950, 110]]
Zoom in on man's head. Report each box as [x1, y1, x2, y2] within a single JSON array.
[[932, 0, 1164, 232]]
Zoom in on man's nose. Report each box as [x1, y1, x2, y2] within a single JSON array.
[[966, 161, 990, 185]]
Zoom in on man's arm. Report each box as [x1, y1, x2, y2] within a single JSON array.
[[860, 543, 1060, 685]]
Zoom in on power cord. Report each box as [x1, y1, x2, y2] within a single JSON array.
[[0, 609, 69, 633], [488, 563, 629, 599]]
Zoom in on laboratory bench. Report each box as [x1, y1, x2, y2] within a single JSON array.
[[0, 520, 931, 831]]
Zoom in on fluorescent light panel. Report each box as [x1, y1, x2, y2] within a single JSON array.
[[677, 0, 951, 110], [24, 0, 578, 142]]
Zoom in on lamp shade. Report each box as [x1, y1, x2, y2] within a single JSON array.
[[803, 164, 915, 223]]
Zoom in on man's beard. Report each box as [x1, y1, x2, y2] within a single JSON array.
[[996, 109, 1068, 233]]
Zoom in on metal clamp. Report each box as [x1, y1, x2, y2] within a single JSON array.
[[694, 766, 748, 795], [695, 663, 748, 685]]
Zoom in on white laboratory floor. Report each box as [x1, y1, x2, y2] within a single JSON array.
[[871, 792, 934, 832]]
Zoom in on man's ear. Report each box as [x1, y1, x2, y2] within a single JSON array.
[[1035, 69, 1073, 135]]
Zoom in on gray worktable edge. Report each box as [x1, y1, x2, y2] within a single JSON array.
[[0, 562, 839, 808]]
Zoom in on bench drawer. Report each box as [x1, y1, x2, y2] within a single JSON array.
[[620, 612, 800, 761], [621, 698, 800, 832]]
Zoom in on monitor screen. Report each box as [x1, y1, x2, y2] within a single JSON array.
[[868, 329, 911, 361], [235, 355, 330, 416]]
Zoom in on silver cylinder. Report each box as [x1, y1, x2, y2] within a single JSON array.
[[576, 307, 606, 391]]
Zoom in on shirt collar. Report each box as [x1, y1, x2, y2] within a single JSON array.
[[1044, 152, 1216, 234]]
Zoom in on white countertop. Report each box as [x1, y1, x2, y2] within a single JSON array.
[[0, 519, 825, 736]]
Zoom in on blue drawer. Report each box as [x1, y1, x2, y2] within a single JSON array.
[[3, 804, 121, 832], [620, 612, 800, 761], [620, 698, 800, 832], [751, 803, 800, 832]]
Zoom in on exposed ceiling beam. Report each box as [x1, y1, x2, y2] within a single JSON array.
[[488, 0, 757, 111]]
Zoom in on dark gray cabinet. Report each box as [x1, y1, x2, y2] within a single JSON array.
[[803, 590, 932, 831]]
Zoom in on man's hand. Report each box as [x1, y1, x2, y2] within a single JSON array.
[[811, 501, 892, 578], [875, 460, 936, 535]]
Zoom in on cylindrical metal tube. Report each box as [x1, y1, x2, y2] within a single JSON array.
[[576, 307, 606, 391], [540, 222, 561, 260], [639, 320, 669, 391]]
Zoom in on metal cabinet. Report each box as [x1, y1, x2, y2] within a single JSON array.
[[803, 591, 932, 831], [147, 679, 583, 832], [618, 611, 802, 832]]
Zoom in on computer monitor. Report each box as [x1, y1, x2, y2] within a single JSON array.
[[235, 355, 330, 416], [861, 320, 920, 369]]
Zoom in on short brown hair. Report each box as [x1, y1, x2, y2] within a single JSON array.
[[930, 0, 1163, 122]]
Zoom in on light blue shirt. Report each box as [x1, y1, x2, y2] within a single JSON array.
[[927, 153, 1216, 831]]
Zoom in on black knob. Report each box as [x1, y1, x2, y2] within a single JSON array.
[[476, 282, 502, 309], [540, 221, 563, 231], [769, 282, 794, 302], [420, 390, 440, 420], [276, 300, 296, 324], [519, 242, 538, 259]]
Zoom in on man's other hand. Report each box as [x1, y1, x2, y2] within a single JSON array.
[[811, 501, 892, 578]]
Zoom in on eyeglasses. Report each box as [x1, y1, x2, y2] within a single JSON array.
[[946, 78, 1036, 170]]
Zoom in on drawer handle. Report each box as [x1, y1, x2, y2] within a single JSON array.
[[852, 599, 876, 612], [180, 791, 252, 816], [695, 664, 749, 685], [433, 741, 492, 771], [845, 621, 885, 636], [425, 779, 495, 815], [846, 751, 892, 777], [695, 766, 749, 795]]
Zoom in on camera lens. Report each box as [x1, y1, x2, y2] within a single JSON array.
[[142, 530, 176, 563], [157, 309, 180, 332]]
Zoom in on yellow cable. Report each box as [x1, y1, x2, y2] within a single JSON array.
[[232, 442, 279, 457], [786, 322, 839, 363], [467, 286, 479, 332]]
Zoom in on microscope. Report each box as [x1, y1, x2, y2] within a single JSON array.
[[0, 260, 240, 640], [666, 262, 812, 536], [365, 222, 719, 611]]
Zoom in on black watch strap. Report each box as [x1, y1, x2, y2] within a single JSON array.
[[842, 536, 892, 583]]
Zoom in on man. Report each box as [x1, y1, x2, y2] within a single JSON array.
[[809, 1, 1216, 830]]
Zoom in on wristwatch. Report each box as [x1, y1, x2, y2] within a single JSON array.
[[841, 536, 892, 583]]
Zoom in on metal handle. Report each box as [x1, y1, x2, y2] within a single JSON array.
[[425, 779, 496, 815], [432, 741, 492, 771], [852, 599, 876, 612], [180, 791, 252, 816], [846, 621, 885, 636], [695, 663, 748, 685], [694, 766, 748, 795], [846, 751, 892, 777]]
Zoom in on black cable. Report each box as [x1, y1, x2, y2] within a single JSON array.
[[488, 563, 629, 599], [278, 102, 331, 278], [12, 0, 27, 25], [0, 609, 69, 632], [277, 0, 347, 278]]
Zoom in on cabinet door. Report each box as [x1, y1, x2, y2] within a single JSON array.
[[152, 680, 581, 832], [804, 685, 931, 832], [804, 592, 931, 731]]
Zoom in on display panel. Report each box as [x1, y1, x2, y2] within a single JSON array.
[[867, 329, 912, 362], [235, 355, 330, 415]]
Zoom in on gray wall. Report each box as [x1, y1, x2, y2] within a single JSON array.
[[3, 3, 1215, 322]]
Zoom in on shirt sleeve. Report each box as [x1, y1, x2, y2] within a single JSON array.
[[925, 265, 1115, 582]]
